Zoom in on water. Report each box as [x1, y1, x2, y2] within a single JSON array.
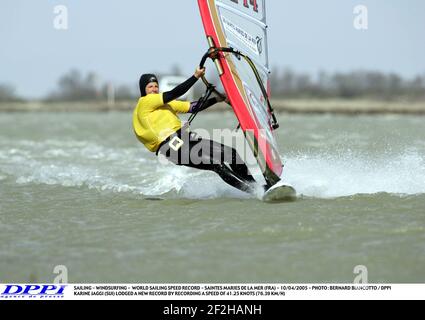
[[0, 111, 424, 283]]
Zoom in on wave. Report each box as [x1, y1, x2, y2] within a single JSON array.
[[283, 150, 425, 198], [1, 139, 424, 199], [0, 139, 250, 199]]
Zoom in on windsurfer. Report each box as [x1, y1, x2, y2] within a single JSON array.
[[132, 68, 258, 194]]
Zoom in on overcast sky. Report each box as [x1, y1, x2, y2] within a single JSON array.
[[1, 0, 425, 98]]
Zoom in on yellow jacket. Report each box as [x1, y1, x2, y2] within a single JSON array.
[[132, 93, 190, 152]]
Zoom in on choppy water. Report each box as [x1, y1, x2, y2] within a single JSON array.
[[0, 111, 424, 283]]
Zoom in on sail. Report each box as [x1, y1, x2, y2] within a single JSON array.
[[198, 0, 283, 186]]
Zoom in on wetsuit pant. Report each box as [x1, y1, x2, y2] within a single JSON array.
[[156, 131, 256, 193]]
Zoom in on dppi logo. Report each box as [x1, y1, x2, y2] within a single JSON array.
[[1, 285, 67, 299]]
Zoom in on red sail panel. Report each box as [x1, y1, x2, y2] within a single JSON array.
[[198, 0, 283, 186]]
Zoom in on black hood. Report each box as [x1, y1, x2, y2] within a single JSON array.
[[139, 74, 158, 97]]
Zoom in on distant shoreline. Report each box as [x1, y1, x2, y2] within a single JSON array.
[[1, 99, 425, 115]]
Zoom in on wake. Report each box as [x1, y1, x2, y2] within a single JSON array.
[[1, 138, 424, 199], [282, 150, 425, 198]]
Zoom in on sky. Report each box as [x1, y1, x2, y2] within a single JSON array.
[[1, 0, 425, 98]]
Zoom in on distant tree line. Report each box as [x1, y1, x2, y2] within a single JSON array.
[[1, 68, 424, 103], [0, 84, 22, 102], [270, 68, 425, 101], [45, 68, 425, 102], [44, 67, 204, 102], [45, 69, 136, 102]]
